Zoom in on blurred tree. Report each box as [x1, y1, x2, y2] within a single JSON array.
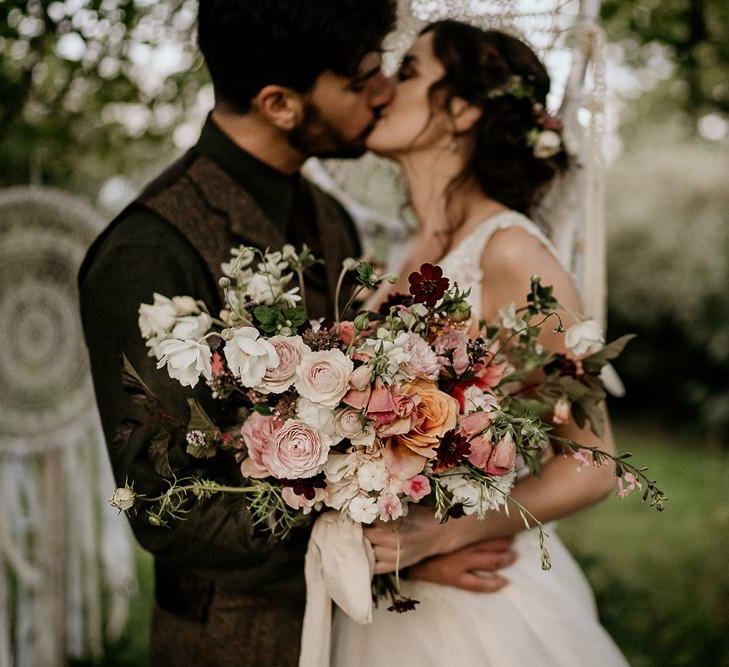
[[0, 0, 207, 196], [601, 0, 729, 116]]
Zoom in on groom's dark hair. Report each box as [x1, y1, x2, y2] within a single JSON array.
[[198, 0, 397, 113]]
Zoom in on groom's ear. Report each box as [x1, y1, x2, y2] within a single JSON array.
[[252, 85, 304, 131], [449, 97, 483, 134]]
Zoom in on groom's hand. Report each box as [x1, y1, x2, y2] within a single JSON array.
[[407, 539, 517, 593]]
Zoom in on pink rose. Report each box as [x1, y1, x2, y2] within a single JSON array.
[[240, 413, 283, 478], [404, 333, 441, 380], [295, 349, 353, 407], [365, 381, 397, 425], [263, 419, 330, 479], [434, 327, 470, 375], [486, 433, 516, 475], [377, 393, 421, 437], [466, 435, 494, 471], [402, 474, 431, 501], [377, 493, 404, 521], [342, 387, 371, 410], [258, 335, 311, 394], [339, 321, 356, 346], [459, 411, 491, 438]]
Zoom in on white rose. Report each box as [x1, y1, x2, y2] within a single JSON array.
[[295, 349, 354, 407], [156, 339, 212, 388], [565, 319, 605, 357], [335, 408, 376, 448], [296, 397, 340, 444], [171, 313, 213, 340], [224, 327, 279, 387], [171, 296, 200, 316], [533, 130, 562, 159], [138, 293, 177, 338], [348, 495, 380, 524]]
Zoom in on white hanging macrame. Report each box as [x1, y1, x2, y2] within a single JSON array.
[[0, 186, 136, 667]]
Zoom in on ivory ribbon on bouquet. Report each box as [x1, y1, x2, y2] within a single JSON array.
[[299, 513, 376, 667]]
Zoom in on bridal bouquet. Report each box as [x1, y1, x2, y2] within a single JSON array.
[[111, 243, 665, 609]]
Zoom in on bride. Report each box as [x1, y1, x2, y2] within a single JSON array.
[[331, 21, 628, 666]]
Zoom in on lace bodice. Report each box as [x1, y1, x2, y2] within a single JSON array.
[[438, 210, 562, 323]]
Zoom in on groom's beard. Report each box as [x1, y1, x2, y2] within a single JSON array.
[[288, 100, 375, 159]]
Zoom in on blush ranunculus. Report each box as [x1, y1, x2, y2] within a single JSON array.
[[263, 419, 330, 479], [295, 349, 354, 407], [257, 335, 311, 394], [239, 413, 283, 478]]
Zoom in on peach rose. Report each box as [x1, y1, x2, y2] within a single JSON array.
[[390, 379, 459, 459]]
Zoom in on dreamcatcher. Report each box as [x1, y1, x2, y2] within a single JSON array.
[[0, 186, 135, 666], [305, 0, 611, 334]]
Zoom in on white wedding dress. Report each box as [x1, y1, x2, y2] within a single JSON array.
[[330, 211, 628, 667]]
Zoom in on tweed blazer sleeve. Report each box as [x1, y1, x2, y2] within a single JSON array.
[[79, 211, 275, 570]]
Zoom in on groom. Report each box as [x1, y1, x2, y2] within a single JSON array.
[[80, 2, 516, 665]]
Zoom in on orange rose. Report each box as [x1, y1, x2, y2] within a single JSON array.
[[391, 379, 459, 458]]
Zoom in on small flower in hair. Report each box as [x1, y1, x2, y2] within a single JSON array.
[[532, 129, 563, 159]]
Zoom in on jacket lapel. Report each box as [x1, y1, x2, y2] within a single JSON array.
[[188, 156, 286, 252], [308, 181, 360, 312]]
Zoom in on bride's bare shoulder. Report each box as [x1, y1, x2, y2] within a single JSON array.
[[480, 222, 581, 311]]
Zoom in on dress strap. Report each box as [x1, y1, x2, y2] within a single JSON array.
[[467, 210, 564, 271]]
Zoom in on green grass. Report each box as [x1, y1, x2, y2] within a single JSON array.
[[558, 422, 729, 667], [76, 420, 729, 667]]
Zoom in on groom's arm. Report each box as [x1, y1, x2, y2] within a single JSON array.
[[80, 216, 274, 569]]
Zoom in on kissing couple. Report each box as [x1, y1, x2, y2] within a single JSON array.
[[80, 1, 628, 665]]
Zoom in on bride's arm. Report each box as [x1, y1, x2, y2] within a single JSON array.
[[365, 226, 617, 574]]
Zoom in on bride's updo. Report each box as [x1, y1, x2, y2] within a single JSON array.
[[424, 21, 570, 215]]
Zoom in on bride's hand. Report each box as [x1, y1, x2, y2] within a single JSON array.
[[408, 538, 517, 592], [363, 504, 463, 573]]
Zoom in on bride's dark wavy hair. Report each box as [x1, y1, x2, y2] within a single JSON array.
[[422, 21, 569, 224]]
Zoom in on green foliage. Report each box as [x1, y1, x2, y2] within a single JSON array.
[[605, 126, 729, 438], [602, 0, 729, 115], [0, 0, 205, 193]]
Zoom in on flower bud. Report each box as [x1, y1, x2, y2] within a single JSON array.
[[354, 312, 370, 331], [219, 276, 231, 288], [342, 257, 359, 271], [109, 486, 136, 512]]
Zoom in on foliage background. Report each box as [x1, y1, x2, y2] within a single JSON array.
[[2, 1, 727, 665]]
